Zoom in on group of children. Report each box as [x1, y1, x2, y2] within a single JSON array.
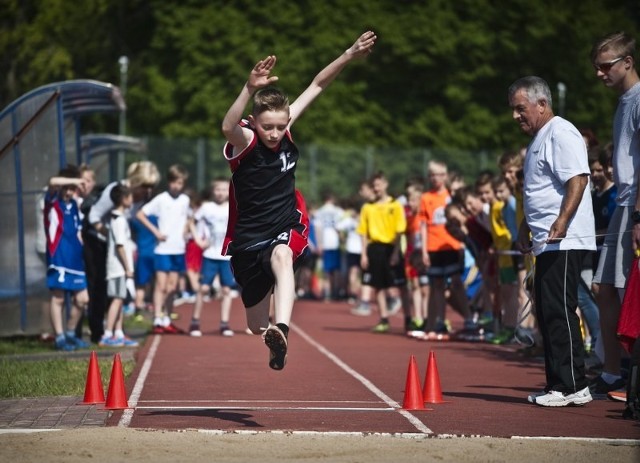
[[44, 160, 238, 350]]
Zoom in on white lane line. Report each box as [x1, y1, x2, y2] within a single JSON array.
[[118, 335, 161, 427], [291, 323, 433, 435], [135, 406, 395, 411]]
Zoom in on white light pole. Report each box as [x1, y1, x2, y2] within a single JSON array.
[[118, 55, 129, 179], [557, 82, 566, 118]]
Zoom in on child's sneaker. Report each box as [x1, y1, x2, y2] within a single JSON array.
[[263, 325, 288, 370], [99, 335, 124, 347], [371, 321, 390, 333], [115, 336, 139, 347], [220, 325, 234, 337], [350, 303, 371, 316], [163, 323, 185, 334], [65, 334, 90, 349], [152, 325, 165, 334], [54, 336, 76, 352], [189, 321, 202, 337]]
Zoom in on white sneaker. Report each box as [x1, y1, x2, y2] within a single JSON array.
[[532, 387, 592, 407], [527, 390, 547, 403], [220, 327, 234, 337]]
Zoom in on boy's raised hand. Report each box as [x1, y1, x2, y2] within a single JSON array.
[[248, 55, 279, 91], [346, 31, 377, 59]]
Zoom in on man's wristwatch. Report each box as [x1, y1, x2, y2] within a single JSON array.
[[632, 209, 640, 224]]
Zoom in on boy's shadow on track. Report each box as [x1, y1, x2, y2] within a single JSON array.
[[146, 409, 262, 428]]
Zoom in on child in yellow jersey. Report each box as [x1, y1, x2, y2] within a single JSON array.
[[357, 172, 406, 333]]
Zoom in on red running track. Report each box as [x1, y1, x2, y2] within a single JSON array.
[[107, 298, 640, 439]]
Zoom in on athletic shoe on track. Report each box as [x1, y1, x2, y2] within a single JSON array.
[[371, 321, 390, 333], [99, 336, 124, 347], [607, 389, 627, 402], [588, 375, 626, 398], [152, 325, 166, 334], [350, 304, 371, 316], [527, 389, 549, 403], [263, 325, 288, 370], [532, 387, 592, 407], [220, 327, 234, 337], [163, 323, 185, 334]]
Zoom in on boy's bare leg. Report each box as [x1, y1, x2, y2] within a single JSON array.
[[270, 244, 295, 326]]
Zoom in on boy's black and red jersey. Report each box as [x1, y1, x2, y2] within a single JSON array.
[[222, 121, 306, 255]]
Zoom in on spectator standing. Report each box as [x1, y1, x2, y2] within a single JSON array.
[[84, 161, 160, 342], [44, 166, 90, 351], [189, 178, 237, 337], [509, 76, 595, 407], [357, 172, 406, 333], [136, 164, 191, 334], [314, 191, 345, 301], [99, 184, 138, 346], [590, 31, 640, 396]]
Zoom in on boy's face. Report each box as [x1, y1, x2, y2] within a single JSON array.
[[168, 178, 185, 196], [590, 161, 607, 190], [81, 171, 96, 197], [428, 169, 447, 189], [122, 193, 134, 209], [372, 178, 388, 199], [61, 185, 77, 202], [464, 195, 484, 216], [407, 189, 421, 212], [476, 183, 495, 204], [250, 110, 289, 150], [502, 165, 521, 190], [212, 181, 229, 204], [493, 182, 511, 202]]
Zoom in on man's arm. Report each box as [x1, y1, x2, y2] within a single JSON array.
[[633, 169, 640, 252], [547, 174, 589, 242], [288, 31, 376, 127]]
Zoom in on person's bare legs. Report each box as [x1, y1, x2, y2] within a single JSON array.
[[596, 283, 622, 376], [270, 244, 295, 326]]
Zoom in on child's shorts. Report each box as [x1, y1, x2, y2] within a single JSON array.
[[499, 266, 518, 285], [322, 249, 341, 273], [422, 250, 464, 279], [200, 258, 236, 288], [107, 276, 127, 299], [154, 253, 186, 273], [47, 268, 87, 292], [135, 254, 155, 286], [185, 240, 203, 272], [231, 225, 308, 308]]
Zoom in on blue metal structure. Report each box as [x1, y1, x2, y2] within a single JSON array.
[[0, 80, 125, 334]]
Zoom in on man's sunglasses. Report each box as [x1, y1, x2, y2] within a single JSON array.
[[593, 56, 625, 73]]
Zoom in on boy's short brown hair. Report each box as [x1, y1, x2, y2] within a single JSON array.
[[252, 87, 289, 116], [167, 164, 189, 183]]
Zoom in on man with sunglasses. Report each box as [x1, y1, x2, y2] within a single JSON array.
[[589, 31, 640, 398]]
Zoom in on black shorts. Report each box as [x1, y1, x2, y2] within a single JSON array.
[[363, 242, 402, 290], [230, 225, 308, 308], [422, 249, 464, 279]]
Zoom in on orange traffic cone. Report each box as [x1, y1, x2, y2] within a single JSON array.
[[80, 351, 105, 404], [402, 355, 425, 410], [104, 353, 130, 410], [423, 350, 447, 404]]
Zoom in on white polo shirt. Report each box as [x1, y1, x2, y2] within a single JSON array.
[[523, 116, 596, 256], [141, 191, 190, 255]]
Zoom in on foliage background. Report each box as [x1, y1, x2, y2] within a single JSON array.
[[2, 0, 639, 197]]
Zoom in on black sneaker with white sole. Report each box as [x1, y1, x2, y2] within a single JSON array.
[[263, 325, 288, 370]]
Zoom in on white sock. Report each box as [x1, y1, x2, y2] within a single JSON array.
[[103, 330, 113, 339], [114, 329, 124, 339]]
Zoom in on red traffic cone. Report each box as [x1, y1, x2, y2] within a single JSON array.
[[104, 353, 130, 410], [402, 355, 425, 410], [79, 351, 105, 404], [423, 350, 447, 404]]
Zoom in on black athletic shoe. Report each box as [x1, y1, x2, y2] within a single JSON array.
[[263, 325, 288, 370]]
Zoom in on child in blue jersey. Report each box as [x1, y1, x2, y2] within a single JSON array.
[[44, 166, 90, 351], [221, 31, 376, 370]]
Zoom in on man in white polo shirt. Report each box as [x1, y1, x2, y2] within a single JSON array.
[[509, 76, 596, 407]]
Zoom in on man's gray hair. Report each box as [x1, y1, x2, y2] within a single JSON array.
[[508, 76, 553, 108]]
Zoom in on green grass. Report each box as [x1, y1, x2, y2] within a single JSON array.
[[0, 357, 135, 398], [0, 315, 148, 398]]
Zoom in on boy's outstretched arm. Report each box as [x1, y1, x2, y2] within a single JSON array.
[[221, 55, 279, 150], [289, 31, 376, 127]]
